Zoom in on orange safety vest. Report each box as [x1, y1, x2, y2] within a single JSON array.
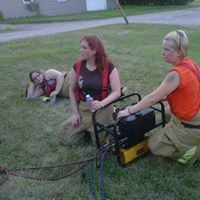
[[167, 58, 200, 120]]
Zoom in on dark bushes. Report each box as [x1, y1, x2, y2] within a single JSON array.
[[119, 0, 193, 5]]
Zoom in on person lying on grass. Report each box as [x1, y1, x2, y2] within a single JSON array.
[[25, 69, 70, 102]]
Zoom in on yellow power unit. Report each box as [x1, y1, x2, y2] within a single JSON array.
[[119, 139, 149, 165]]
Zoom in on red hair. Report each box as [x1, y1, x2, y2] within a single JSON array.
[[80, 35, 108, 72]]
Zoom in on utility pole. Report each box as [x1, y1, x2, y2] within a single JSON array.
[[114, 0, 129, 24]]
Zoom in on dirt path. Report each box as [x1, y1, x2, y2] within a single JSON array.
[[0, 7, 199, 43]]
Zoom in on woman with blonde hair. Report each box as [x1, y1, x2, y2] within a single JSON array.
[[118, 30, 200, 166]]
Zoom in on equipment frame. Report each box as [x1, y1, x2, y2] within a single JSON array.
[[92, 93, 166, 166]]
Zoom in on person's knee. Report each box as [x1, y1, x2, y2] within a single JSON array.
[[58, 136, 78, 146], [57, 128, 78, 145], [58, 120, 71, 145], [148, 133, 178, 158], [148, 132, 167, 155], [148, 137, 158, 154], [58, 121, 87, 146]]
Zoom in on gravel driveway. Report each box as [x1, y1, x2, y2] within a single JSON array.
[[0, 7, 199, 43]]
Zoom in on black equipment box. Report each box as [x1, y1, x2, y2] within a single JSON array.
[[117, 108, 155, 149]]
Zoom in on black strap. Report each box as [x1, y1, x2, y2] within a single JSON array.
[[25, 82, 30, 98], [181, 122, 200, 129], [63, 72, 68, 78]]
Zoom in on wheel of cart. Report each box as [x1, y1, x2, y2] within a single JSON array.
[[92, 92, 166, 166]]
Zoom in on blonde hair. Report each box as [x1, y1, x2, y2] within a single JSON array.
[[163, 30, 189, 59]]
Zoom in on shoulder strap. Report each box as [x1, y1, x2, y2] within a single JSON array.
[[181, 62, 200, 82], [75, 60, 82, 102], [101, 59, 109, 99], [25, 82, 31, 98], [75, 60, 82, 78]]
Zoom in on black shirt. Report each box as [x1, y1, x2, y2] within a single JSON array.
[[73, 61, 115, 100]]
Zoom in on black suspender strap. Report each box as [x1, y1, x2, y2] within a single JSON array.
[[181, 122, 200, 129]]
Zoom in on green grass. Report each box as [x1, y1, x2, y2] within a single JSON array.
[[0, 24, 200, 199], [0, 28, 21, 33], [1, 2, 200, 24]]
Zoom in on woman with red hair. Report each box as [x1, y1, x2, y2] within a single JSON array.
[[59, 35, 121, 146]]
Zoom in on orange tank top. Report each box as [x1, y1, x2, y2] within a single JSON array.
[[167, 58, 200, 120]]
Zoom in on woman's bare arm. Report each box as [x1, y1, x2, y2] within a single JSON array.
[[68, 68, 81, 127], [45, 69, 64, 97], [92, 67, 121, 110], [25, 82, 44, 99], [117, 71, 180, 118]]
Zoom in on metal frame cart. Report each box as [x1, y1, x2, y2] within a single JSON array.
[[92, 93, 166, 166]]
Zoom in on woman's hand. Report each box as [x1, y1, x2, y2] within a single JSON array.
[[70, 113, 81, 128], [50, 91, 57, 98], [117, 109, 130, 120], [91, 100, 104, 111]]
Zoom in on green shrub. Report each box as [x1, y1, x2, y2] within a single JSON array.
[[25, 1, 40, 15]]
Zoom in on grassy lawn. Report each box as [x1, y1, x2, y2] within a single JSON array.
[[0, 28, 21, 34], [1, 2, 200, 24], [0, 24, 200, 199]]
